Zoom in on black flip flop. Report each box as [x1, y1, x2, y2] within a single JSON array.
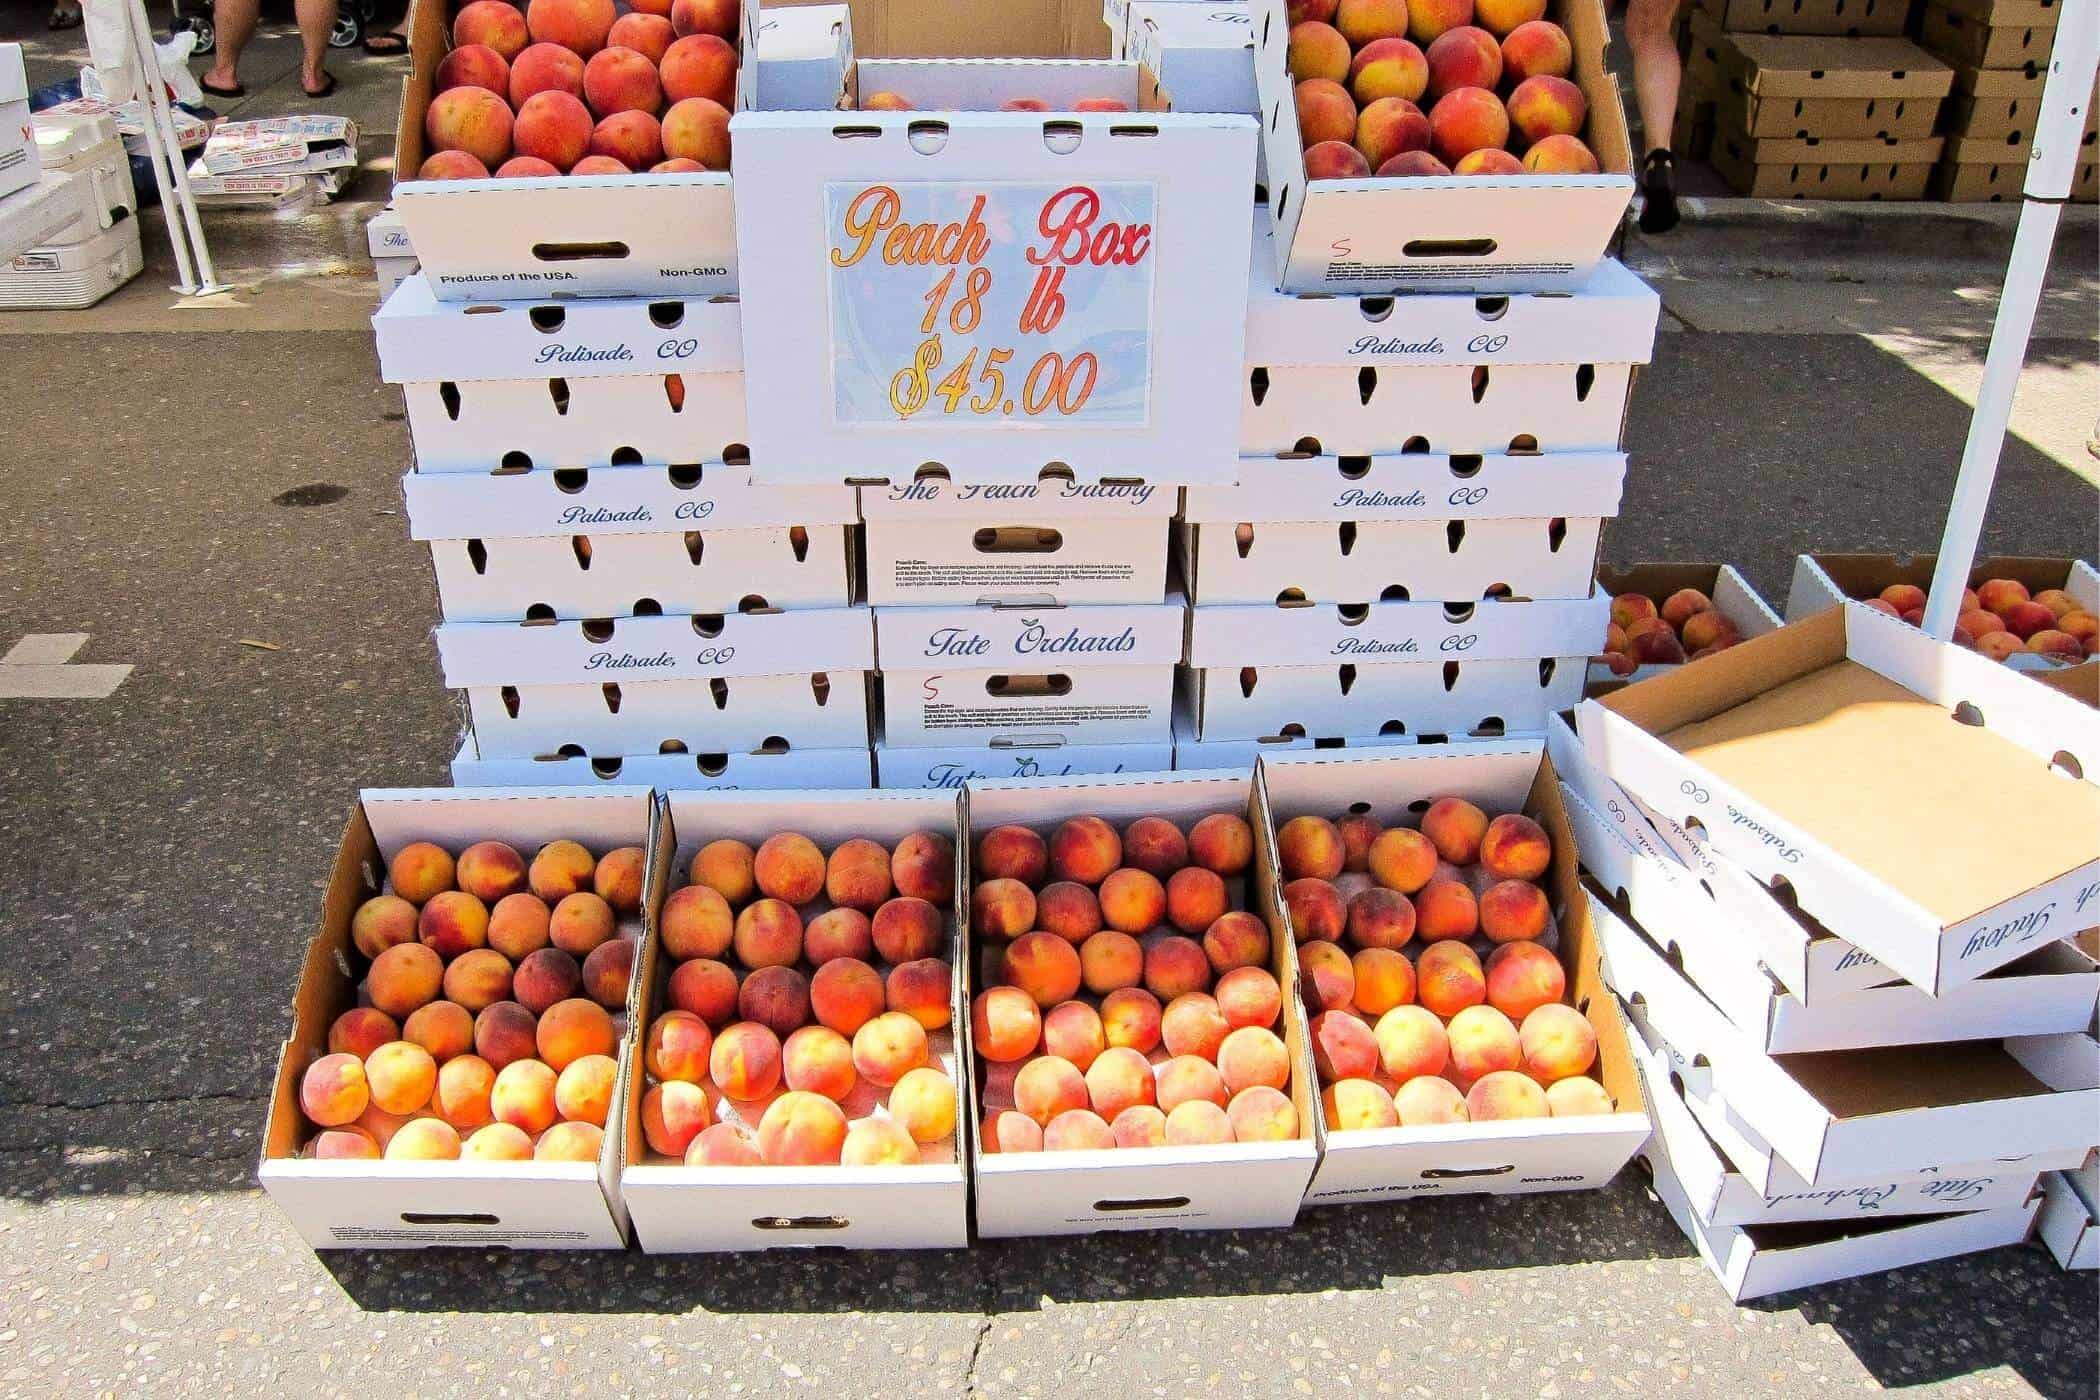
[[199, 76, 246, 99], [303, 71, 338, 100], [49, 6, 83, 31], [362, 32, 408, 55]]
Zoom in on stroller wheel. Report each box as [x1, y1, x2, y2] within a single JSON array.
[[329, 13, 362, 47], [177, 16, 216, 55]]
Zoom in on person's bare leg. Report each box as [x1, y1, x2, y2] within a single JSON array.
[[1625, 0, 1684, 231], [203, 0, 260, 92], [295, 0, 341, 92]]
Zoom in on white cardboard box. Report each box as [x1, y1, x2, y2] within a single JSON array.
[[258, 786, 657, 1250], [0, 45, 37, 205], [2038, 1168, 2099, 1270], [1577, 604, 2100, 997], [877, 598, 1184, 748], [860, 474, 1174, 606], [1250, 0, 1634, 294], [964, 769, 1320, 1234], [1171, 706, 1424, 770], [1786, 553, 2100, 674], [0, 172, 96, 265], [462, 666, 872, 760], [752, 2, 854, 111], [874, 736, 1173, 787], [436, 606, 875, 689], [619, 789, 971, 1250], [1589, 564, 1784, 686], [1185, 651, 1589, 743], [1259, 742, 1651, 1204], [451, 740, 873, 790], [1125, 1, 1265, 185]]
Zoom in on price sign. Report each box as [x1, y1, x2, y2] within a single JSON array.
[[824, 180, 1157, 428]]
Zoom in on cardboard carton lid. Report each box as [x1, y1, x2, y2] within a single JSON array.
[[874, 596, 1187, 667], [1722, 135, 1946, 162], [0, 42, 27, 106], [1725, 34, 1954, 99]]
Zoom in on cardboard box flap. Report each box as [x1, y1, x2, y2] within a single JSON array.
[[789, 0, 1113, 59], [1187, 594, 1609, 666], [1182, 451, 1627, 523], [0, 43, 28, 105], [435, 607, 877, 686], [1723, 34, 1955, 99], [857, 473, 1176, 519], [873, 597, 1187, 667], [403, 464, 855, 539]]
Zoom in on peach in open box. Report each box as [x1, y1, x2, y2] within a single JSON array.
[[1258, 743, 1649, 1207]]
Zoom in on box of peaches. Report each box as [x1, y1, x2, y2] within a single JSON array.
[[259, 787, 660, 1251], [1259, 741, 1650, 1205], [1788, 554, 2099, 671], [1591, 563, 1782, 687]]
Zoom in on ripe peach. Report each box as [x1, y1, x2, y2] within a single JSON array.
[[596, 846, 647, 916], [1417, 941, 1486, 1018], [443, 947, 515, 1014], [748, 832, 821, 904], [1506, 74, 1585, 145], [390, 841, 456, 903], [1500, 18, 1571, 81], [1202, 911, 1270, 976], [456, 840, 528, 904], [691, 837, 756, 904], [1084, 1046, 1157, 1119], [554, 1053, 617, 1126], [733, 897, 803, 968], [1336, 0, 1411, 45], [1610, 592, 1659, 630], [1188, 813, 1255, 875], [1159, 993, 1228, 1061], [891, 1066, 957, 1143], [1110, 1105, 1168, 1149], [972, 985, 1043, 1061], [367, 942, 444, 1018], [1445, 1005, 1521, 1087], [352, 1103, 411, 1150], [329, 1007, 399, 1060], [1099, 868, 1169, 933], [537, 998, 615, 1072], [986, 1108, 1045, 1154], [404, 999, 474, 1063], [1015, 1054, 1089, 1125], [1395, 1074, 1468, 1124], [549, 890, 615, 957], [1521, 1003, 1597, 1082], [1100, 987, 1163, 1054], [352, 894, 419, 959], [1049, 816, 1123, 885], [661, 883, 733, 962], [1480, 880, 1550, 944], [1277, 815, 1347, 881], [474, 1000, 538, 1069], [1426, 25, 1501, 101], [757, 1091, 848, 1166], [670, 0, 737, 37], [1976, 632, 2025, 662], [488, 892, 553, 960], [2030, 587, 2075, 619], [2003, 600, 2059, 640], [1215, 966, 1282, 1030], [782, 1024, 857, 1101], [1347, 887, 1418, 950], [301, 1052, 369, 1127], [666, 957, 738, 1026], [1421, 796, 1490, 864], [976, 824, 1049, 884], [1291, 0, 1339, 20], [1283, 878, 1348, 943], [529, 839, 595, 902], [1485, 941, 1564, 1021], [511, 40, 587, 108], [456, 0, 530, 58], [1466, 1069, 1549, 1120], [458, 1121, 531, 1160], [426, 85, 515, 168], [1415, 880, 1479, 942], [1323, 1078, 1399, 1130], [806, 956, 883, 1038], [862, 91, 913, 111], [642, 1080, 713, 1156], [1036, 882, 1103, 944], [852, 1011, 929, 1088], [1877, 582, 1928, 614], [1474, 0, 1543, 32], [1227, 1085, 1298, 1142], [1546, 1076, 1614, 1116], [1521, 133, 1598, 172], [1166, 1099, 1235, 1146], [841, 1117, 919, 1166], [738, 964, 811, 1038], [1310, 1009, 1378, 1081], [1142, 933, 1211, 1002], [419, 889, 490, 959], [794, 909, 870, 969], [872, 896, 946, 963], [1043, 1108, 1115, 1151], [527, 0, 616, 55], [1120, 817, 1188, 878], [1289, 19, 1352, 83], [1660, 588, 1714, 629], [388, 1118, 463, 1161], [711, 1021, 783, 1100], [309, 1128, 380, 1161], [1351, 946, 1417, 1015], [1378, 150, 1451, 174], [491, 1058, 559, 1134], [1217, 1025, 1291, 1094], [2030, 629, 2085, 661], [1479, 814, 1552, 882], [606, 11, 675, 63], [1072, 930, 1139, 996], [890, 830, 955, 904], [1630, 623, 1689, 665], [1368, 827, 1438, 893], [687, 1122, 762, 1166], [1004, 931, 1084, 1008], [2059, 612, 2098, 648], [1040, 1000, 1105, 1071], [1375, 1004, 1449, 1080], [886, 957, 952, 1030], [1299, 939, 1356, 1012], [823, 837, 894, 913], [1156, 1055, 1229, 1113], [971, 879, 1038, 940], [1164, 867, 1229, 936], [646, 1009, 713, 1083], [1296, 79, 1359, 149]]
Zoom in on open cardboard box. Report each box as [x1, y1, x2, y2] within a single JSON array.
[[1593, 892, 2100, 1186], [1576, 603, 2100, 997], [1787, 553, 2099, 675], [617, 789, 970, 1249], [2038, 1151, 2099, 1270], [1258, 742, 1650, 1203], [1251, 0, 1632, 294], [1919, 2, 2060, 72], [452, 739, 875, 790], [874, 735, 1173, 787], [258, 786, 663, 1250], [964, 768, 1319, 1235], [1587, 563, 1781, 689]]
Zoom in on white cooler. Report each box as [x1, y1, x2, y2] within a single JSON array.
[[32, 109, 137, 243], [0, 219, 143, 309]]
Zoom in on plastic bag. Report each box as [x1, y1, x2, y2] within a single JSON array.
[[80, 2, 204, 109]]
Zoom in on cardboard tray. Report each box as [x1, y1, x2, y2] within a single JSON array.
[[1586, 563, 1782, 688], [257, 787, 662, 1250], [1785, 552, 2100, 675], [1575, 604, 2100, 997], [1692, 0, 1910, 36], [1259, 742, 1651, 1204], [1718, 33, 1954, 101], [1710, 80, 1943, 141], [1708, 132, 1944, 199], [1918, 3, 2059, 71]]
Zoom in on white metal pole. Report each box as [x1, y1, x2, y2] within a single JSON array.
[[1922, 3, 2099, 640], [121, 0, 226, 294], [103, 0, 199, 291]]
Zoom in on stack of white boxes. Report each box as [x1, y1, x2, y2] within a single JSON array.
[[0, 45, 142, 310], [372, 276, 877, 791], [1547, 603, 2100, 1298]]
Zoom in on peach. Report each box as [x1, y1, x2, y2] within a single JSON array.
[[1110, 1104, 1168, 1149], [756, 1091, 848, 1166], [554, 1053, 617, 1126], [972, 985, 1043, 1061], [1520, 1003, 1597, 1082], [529, 839, 595, 902], [1611, 592, 1659, 630], [387, 1118, 462, 1161], [1004, 931, 1084, 1008], [351, 894, 419, 959], [666, 957, 738, 1026], [1976, 632, 2025, 662], [367, 942, 444, 1018], [1291, 0, 1339, 20], [491, 1058, 559, 1134], [1156, 1055, 1230, 1112], [1202, 911, 1270, 975], [439, 947, 512, 1014], [1042, 1000, 1107, 1071], [474, 1000, 538, 1069], [1367, 827, 1439, 893], [1479, 814, 1551, 882], [891, 830, 955, 903], [1506, 74, 1585, 145], [1660, 588, 1714, 628], [390, 841, 456, 903], [1485, 941, 1564, 1021], [487, 892, 553, 960], [2003, 600, 2059, 640], [1014, 1054, 1089, 1125], [1160, 993, 1229, 1061], [1296, 79, 1359, 151], [1100, 987, 1163, 1053], [2027, 587, 2073, 619], [1228, 1086, 1299, 1142], [670, 0, 737, 37], [1299, 939, 1356, 1012], [1521, 133, 1598, 172], [1878, 583, 1928, 614], [1395, 1074, 1468, 1124], [976, 824, 1049, 884], [711, 1021, 783, 1100], [1351, 946, 1417, 1015], [1353, 45, 1429, 119], [463, 1122, 533, 1160], [691, 837, 757, 904], [1323, 1078, 1399, 1130], [1277, 815, 1346, 881], [1410, 0, 1476, 43], [2030, 630, 2085, 661], [300, 1052, 369, 1127], [309, 1128, 380, 1161], [1049, 816, 1123, 885], [426, 85, 514, 168], [548, 890, 615, 957], [1421, 796, 1490, 864], [1074, 97, 1129, 112], [1417, 941, 1486, 1018], [733, 897, 803, 968], [1079, 930, 1145, 995], [805, 957, 881, 1036], [537, 998, 616, 1071], [1283, 877, 1348, 943], [1141, 933, 1211, 1002], [2059, 612, 2098, 647], [782, 1024, 857, 1101], [1084, 1046, 1157, 1119], [738, 965, 811, 1038], [646, 1009, 713, 1083], [886, 957, 953, 1030], [1311, 1009, 1379, 1081], [841, 1118, 919, 1166], [1166, 1099, 1234, 1146], [1217, 1025, 1291, 1094], [1500, 18, 1571, 82], [1043, 1109, 1115, 1151], [1959, 608, 2009, 640], [1037, 882, 1103, 943], [1347, 887, 1418, 950], [891, 1065, 957, 1143], [511, 42, 586, 109], [1215, 966, 1283, 1030], [1426, 26, 1501, 101], [403, 1000, 474, 1063], [1289, 19, 1353, 84], [999, 98, 1051, 112], [1336, 0, 1411, 46], [1445, 1005, 1521, 1087], [418, 889, 490, 959], [1546, 1076, 1614, 1116], [1480, 879, 1550, 944], [987, 1108, 1046, 1154], [747, 832, 820, 905], [824, 837, 894, 912], [607, 11, 675, 62], [527, 0, 615, 55], [1330, 813, 1381, 875], [687, 1122, 763, 1166], [329, 1007, 399, 1060], [1099, 867, 1169, 933], [872, 896, 946, 963], [456, 841, 528, 904], [660, 884, 732, 963], [1475, 0, 1543, 32], [1159, 867, 1226, 937], [1189, 812, 1255, 875], [1121, 816, 1188, 878], [1377, 150, 1451, 174], [971, 879, 1038, 940], [1630, 623, 1688, 665], [456, 0, 530, 58], [1415, 880, 1479, 942], [642, 1079, 713, 1155], [1465, 1069, 1549, 1120], [862, 91, 913, 111], [1375, 1004, 1449, 1080], [804, 908, 875, 967], [852, 1011, 929, 1088]]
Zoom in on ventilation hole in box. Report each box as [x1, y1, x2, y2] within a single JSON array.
[[1338, 521, 1358, 556], [1574, 364, 1595, 401], [987, 673, 1072, 697], [1042, 122, 1084, 155], [648, 302, 685, 330], [1378, 584, 1411, 602], [632, 598, 662, 616], [1407, 797, 1431, 813], [789, 525, 810, 562], [523, 603, 556, 625], [811, 673, 831, 706], [548, 378, 570, 415], [1547, 517, 1568, 551], [1275, 183, 1290, 224], [1248, 367, 1269, 406], [1041, 462, 1077, 484], [601, 683, 622, 713], [1470, 366, 1489, 403], [974, 526, 1063, 553], [710, 677, 730, 709], [739, 595, 777, 615], [1401, 435, 1430, 454], [1235, 523, 1256, 558], [528, 306, 565, 334], [1379, 720, 1407, 736], [1684, 816, 1710, 844], [556, 743, 587, 758], [1952, 701, 1985, 727], [2051, 750, 2085, 781], [1443, 660, 1460, 691], [663, 374, 686, 413], [1445, 520, 1465, 554], [683, 531, 704, 565], [438, 381, 462, 420], [466, 538, 489, 575], [693, 614, 725, 638], [501, 449, 533, 472], [1443, 601, 1476, 624], [1275, 587, 1309, 607], [1357, 366, 1377, 405], [669, 464, 703, 489], [500, 685, 521, 718], [1292, 435, 1321, 456], [1338, 455, 1371, 479], [1470, 717, 1505, 738], [695, 753, 731, 776], [832, 123, 881, 140], [609, 446, 644, 467], [582, 617, 615, 643], [1538, 658, 1557, 686], [1417, 732, 1448, 746], [908, 120, 951, 155], [646, 740, 681, 756], [1311, 735, 1345, 749], [1239, 666, 1259, 698], [1338, 603, 1369, 625], [591, 757, 624, 780], [571, 535, 592, 570], [1483, 583, 1513, 600], [1508, 434, 1538, 455], [757, 735, 791, 754], [1358, 297, 1394, 324], [1449, 454, 1482, 479], [724, 443, 751, 466], [1277, 722, 1307, 740], [553, 468, 588, 494], [1474, 296, 1508, 321]]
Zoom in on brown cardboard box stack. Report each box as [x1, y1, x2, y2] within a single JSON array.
[[1919, 0, 2096, 202]]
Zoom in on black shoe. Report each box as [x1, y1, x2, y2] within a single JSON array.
[[1639, 148, 1680, 234]]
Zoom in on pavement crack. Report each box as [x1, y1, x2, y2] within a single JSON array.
[[1, 1089, 265, 1112], [962, 1312, 995, 1396]]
